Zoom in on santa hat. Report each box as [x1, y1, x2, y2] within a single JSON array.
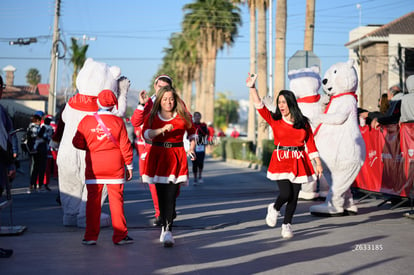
[[154, 74, 172, 85], [97, 89, 118, 110]]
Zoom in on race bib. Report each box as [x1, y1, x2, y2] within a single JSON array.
[[195, 144, 205, 152]]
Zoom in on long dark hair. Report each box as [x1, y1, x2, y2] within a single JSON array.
[[271, 90, 310, 130]]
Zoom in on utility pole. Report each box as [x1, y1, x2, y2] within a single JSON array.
[[48, 0, 61, 116], [304, 0, 315, 52]]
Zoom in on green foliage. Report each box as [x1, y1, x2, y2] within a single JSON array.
[[214, 92, 239, 129], [70, 37, 89, 90], [26, 68, 41, 88], [212, 137, 258, 163], [261, 139, 276, 167]]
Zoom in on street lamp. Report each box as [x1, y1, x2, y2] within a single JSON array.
[[9, 37, 37, 46]]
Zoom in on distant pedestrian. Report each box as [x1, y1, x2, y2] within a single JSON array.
[[192, 112, 208, 185], [73, 90, 134, 245], [246, 73, 323, 239]]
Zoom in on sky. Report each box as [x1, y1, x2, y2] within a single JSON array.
[[0, 0, 412, 103]]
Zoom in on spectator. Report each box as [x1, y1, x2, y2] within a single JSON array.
[[400, 75, 414, 123], [372, 85, 403, 128], [230, 127, 240, 138], [0, 75, 14, 258]]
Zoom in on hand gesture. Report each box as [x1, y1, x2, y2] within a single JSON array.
[[162, 124, 174, 135], [118, 76, 131, 95], [139, 90, 149, 105], [246, 73, 258, 88]]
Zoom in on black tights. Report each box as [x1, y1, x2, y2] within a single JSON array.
[[274, 180, 301, 224], [155, 183, 180, 232]]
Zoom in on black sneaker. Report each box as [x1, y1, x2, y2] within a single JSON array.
[[153, 216, 162, 227], [82, 239, 97, 245], [0, 248, 13, 258], [115, 236, 134, 245]]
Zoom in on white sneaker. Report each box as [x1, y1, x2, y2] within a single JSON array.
[[198, 178, 203, 184], [265, 203, 279, 227], [159, 227, 166, 243], [281, 223, 294, 239], [163, 231, 175, 247]]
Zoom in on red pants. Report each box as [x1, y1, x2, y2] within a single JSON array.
[[136, 141, 160, 218], [84, 184, 127, 244]]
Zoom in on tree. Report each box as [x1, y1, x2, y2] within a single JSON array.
[[26, 68, 41, 93], [183, 0, 242, 124], [214, 92, 239, 129], [274, 0, 286, 101], [69, 37, 88, 91], [256, 0, 268, 154], [247, 0, 257, 143]]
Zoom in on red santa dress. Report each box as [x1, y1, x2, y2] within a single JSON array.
[[73, 109, 133, 243], [257, 104, 319, 184], [142, 112, 196, 185]]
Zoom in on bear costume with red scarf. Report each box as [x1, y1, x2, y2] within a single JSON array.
[[310, 60, 366, 216], [52, 58, 130, 227]]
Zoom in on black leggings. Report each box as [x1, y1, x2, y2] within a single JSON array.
[[155, 183, 180, 232], [274, 179, 301, 225]]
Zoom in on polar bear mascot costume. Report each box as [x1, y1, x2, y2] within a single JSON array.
[[55, 58, 129, 227], [288, 66, 329, 200], [309, 60, 365, 216]]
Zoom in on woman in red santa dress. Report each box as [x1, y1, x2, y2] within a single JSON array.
[[246, 73, 323, 239], [130, 75, 173, 226], [142, 85, 196, 247], [72, 89, 134, 245]]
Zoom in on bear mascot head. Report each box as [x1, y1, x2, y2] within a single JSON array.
[[57, 58, 122, 227], [287, 66, 324, 200], [288, 65, 321, 131], [310, 59, 366, 216]]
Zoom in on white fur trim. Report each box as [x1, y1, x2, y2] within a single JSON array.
[[143, 129, 151, 140], [142, 174, 188, 185], [267, 171, 317, 184], [126, 164, 133, 170], [255, 102, 265, 109], [86, 178, 125, 184], [158, 112, 177, 122], [308, 151, 319, 159]]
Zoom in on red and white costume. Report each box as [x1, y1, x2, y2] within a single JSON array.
[[73, 104, 133, 243], [141, 112, 196, 185], [257, 104, 319, 184]]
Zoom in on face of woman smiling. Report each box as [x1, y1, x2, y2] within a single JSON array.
[[161, 91, 175, 112], [278, 95, 290, 117]]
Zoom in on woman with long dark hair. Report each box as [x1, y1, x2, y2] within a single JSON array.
[[246, 73, 323, 239]]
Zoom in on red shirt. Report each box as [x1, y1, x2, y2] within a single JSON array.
[[73, 111, 133, 184]]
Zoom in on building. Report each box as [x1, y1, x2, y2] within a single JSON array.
[[345, 11, 414, 111]]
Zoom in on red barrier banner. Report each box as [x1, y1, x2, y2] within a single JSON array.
[[354, 123, 414, 198]]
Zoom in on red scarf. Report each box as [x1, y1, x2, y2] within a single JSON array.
[[68, 94, 99, 112], [313, 92, 357, 136], [297, 94, 320, 103]]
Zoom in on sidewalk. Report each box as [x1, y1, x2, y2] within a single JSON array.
[[1, 157, 413, 274]]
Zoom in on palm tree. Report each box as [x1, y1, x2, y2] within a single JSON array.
[[247, 0, 257, 143], [26, 68, 41, 93], [183, 0, 242, 124], [274, 0, 286, 101], [256, 0, 268, 153], [69, 37, 88, 91]]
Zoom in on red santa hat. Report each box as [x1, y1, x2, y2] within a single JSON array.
[[97, 89, 118, 110]]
